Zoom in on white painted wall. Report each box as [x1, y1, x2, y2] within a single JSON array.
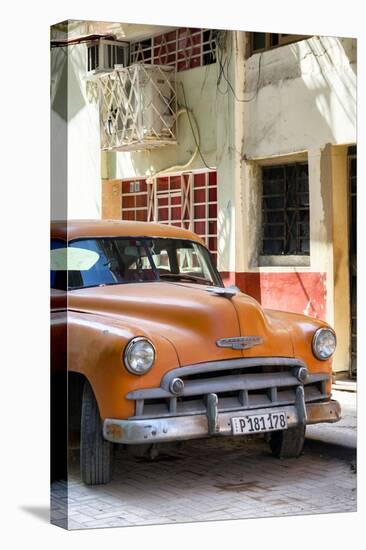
[[51, 44, 101, 220], [244, 36, 356, 159]]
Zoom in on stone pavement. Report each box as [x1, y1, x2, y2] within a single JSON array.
[[51, 389, 357, 530], [307, 389, 357, 448]]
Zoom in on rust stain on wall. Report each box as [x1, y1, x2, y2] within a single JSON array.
[[102, 179, 122, 220]]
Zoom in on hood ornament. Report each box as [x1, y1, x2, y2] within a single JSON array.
[[206, 285, 240, 298], [216, 336, 263, 350]]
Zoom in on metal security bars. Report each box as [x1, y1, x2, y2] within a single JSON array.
[[87, 39, 129, 73], [261, 163, 310, 255], [121, 171, 218, 262], [97, 64, 178, 151], [130, 28, 217, 72]]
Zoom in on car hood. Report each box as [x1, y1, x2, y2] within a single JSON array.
[[68, 282, 294, 366]]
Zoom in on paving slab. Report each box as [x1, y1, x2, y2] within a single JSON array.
[[51, 389, 356, 529]]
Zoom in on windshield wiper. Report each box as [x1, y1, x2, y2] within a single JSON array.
[[158, 272, 214, 286]]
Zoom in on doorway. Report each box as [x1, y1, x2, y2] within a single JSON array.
[[348, 145, 357, 378]]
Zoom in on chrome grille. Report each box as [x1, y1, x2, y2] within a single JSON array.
[[126, 357, 329, 419]]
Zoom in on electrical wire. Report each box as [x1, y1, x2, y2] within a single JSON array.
[[145, 108, 199, 184], [146, 81, 215, 183], [179, 81, 215, 171], [216, 30, 263, 103]]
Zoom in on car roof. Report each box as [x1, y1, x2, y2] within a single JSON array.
[[51, 219, 205, 245]]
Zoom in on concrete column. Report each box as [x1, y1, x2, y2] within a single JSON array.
[[67, 44, 101, 219], [216, 31, 246, 279], [331, 145, 351, 373], [310, 146, 334, 323]]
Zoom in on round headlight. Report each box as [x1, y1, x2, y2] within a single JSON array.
[[124, 337, 156, 375], [312, 328, 336, 360]]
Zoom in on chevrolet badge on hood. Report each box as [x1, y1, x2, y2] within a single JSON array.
[[216, 336, 263, 350]]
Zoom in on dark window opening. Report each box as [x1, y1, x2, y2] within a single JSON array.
[[261, 163, 310, 256], [348, 145, 357, 378], [250, 32, 310, 55], [252, 32, 266, 51], [270, 34, 279, 46], [87, 44, 99, 72], [130, 38, 152, 62]]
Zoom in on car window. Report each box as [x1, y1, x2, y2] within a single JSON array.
[[51, 238, 157, 290], [51, 239, 66, 290], [51, 247, 100, 271], [50, 237, 222, 290], [146, 238, 221, 286]]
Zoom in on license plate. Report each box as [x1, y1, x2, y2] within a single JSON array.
[[231, 411, 288, 435]]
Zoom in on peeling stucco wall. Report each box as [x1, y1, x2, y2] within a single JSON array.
[[244, 36, 356, 158], [237, 35, 356, 372]]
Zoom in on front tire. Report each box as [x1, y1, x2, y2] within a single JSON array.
[[270, 425, 306, 458], [80, 381, 113, 485]]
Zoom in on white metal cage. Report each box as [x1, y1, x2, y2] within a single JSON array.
[[97, 64, 178, 152]]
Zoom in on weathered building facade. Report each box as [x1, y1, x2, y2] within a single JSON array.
[[51, 21, 357, 376]]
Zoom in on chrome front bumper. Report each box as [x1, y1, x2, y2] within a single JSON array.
[[103, 395, 341, 445]]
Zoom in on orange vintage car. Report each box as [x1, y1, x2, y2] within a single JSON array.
[[51, 219, 341, 485]]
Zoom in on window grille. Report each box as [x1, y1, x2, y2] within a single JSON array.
[[130, 28, 218, 72], [121, 171, 218, 262], [261, 163, 310, 256], [250, 32, 310, 55], [87, 39, 129, 73]]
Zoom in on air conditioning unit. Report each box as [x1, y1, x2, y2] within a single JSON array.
[[97, 64, 178, 152], [87, 39, 130, 74], [138, 67, 176, 139]]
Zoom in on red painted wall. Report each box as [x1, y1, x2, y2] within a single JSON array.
[[221, 272, 327, 320]]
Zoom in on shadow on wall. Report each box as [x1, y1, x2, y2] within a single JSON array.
[[244, 36, 356, 159], [51, 45, 88, 122], [51, 46, 68, 121], [217, 199, 234, 279], [296, 36, 356, 132]]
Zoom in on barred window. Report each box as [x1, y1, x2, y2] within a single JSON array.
[[261, 163, 310, 256], [130, 28, 217, 72]]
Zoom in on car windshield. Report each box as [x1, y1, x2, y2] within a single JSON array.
[[51, 237, 222, 290]]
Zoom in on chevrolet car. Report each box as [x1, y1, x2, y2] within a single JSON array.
[[51, 219, 341, 485]]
